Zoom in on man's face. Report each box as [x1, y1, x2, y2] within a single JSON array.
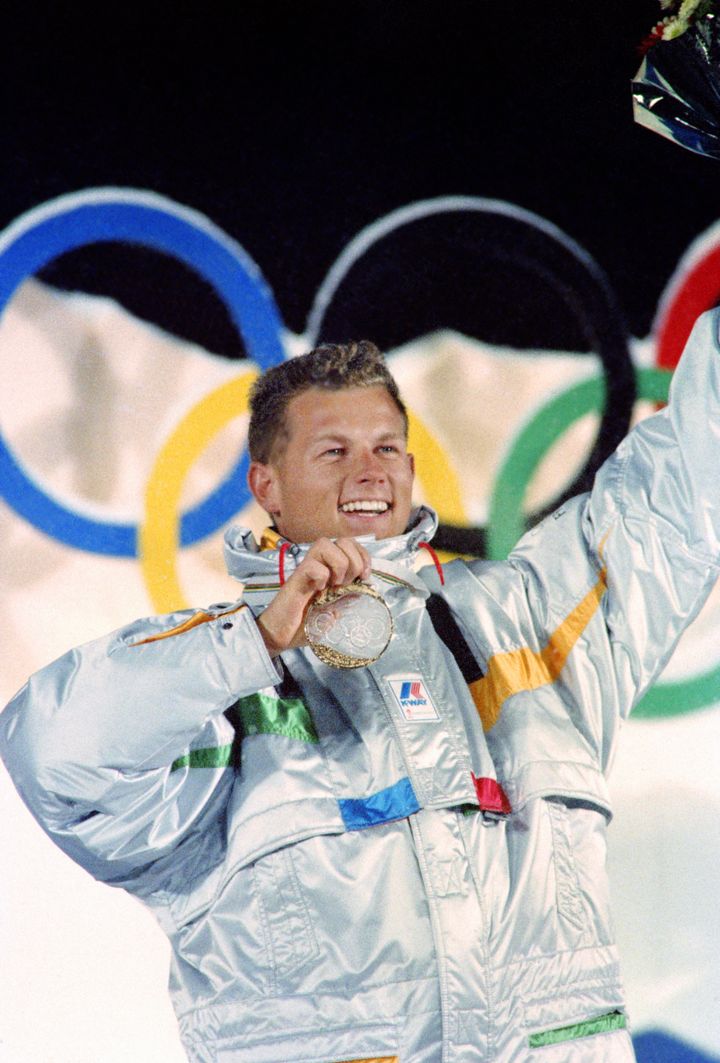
[[249, 385, 415, 544]]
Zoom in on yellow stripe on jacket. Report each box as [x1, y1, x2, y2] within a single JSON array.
[[470, 569, 607, 732]]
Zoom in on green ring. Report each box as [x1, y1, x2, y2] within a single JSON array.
[[487, 366, 719, 718]]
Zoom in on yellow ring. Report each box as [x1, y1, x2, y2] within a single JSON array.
[[140, 371, 257, 612], [140, 375, 468, 613], [407, 409, 466, 527]]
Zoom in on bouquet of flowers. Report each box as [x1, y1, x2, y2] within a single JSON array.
[[633, 0, 720, 158]]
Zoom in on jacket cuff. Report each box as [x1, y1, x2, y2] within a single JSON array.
[[208, 604, 283, 697]]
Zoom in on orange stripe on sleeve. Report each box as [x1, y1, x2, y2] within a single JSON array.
[[338, 1057, 398, 1063], [130, 604, 246, 647]]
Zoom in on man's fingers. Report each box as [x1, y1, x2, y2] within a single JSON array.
[[333, 538, 372, 582], [257, 538, 373, 657], [295, 537, 371, 590]]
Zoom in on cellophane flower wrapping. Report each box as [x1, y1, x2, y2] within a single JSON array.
[[633, 7, 720, 159]]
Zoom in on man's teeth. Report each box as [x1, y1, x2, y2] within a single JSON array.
[[340, 501, 389, 513]]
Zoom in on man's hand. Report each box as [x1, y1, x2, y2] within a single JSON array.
[[256, 538, 372, 657]]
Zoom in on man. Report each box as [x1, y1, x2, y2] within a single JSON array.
[[2, 325, 719, 1063]]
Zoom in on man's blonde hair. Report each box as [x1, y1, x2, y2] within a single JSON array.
[[248, 340, 408, 463]]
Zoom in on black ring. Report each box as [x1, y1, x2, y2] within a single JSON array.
[[311, 201, 633, 556]]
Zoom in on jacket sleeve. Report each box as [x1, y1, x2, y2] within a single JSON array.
[[503, 309, 720, 760], [585, 309, 720, 702], [0, 600, 280, 894]]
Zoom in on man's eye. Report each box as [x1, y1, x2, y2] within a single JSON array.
[[378, 445, 399, 454], [323, 447, 345, 457]]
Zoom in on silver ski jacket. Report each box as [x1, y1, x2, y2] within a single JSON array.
[[3, 311, 720, 1063]]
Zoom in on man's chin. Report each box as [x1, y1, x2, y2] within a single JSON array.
[[274, 509, 409, 544]]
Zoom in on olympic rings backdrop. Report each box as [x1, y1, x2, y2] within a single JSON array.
[[1, 188, 720, 1063]]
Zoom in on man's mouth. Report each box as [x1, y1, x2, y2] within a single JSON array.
[[339, 500, 390, 513]]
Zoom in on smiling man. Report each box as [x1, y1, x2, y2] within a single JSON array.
[[3, 327, 720, 1062], [246, 342, 415, 658]]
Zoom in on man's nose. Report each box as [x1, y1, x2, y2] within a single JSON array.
[[354, 449, 386, 481]]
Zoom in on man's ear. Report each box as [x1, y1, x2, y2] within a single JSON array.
[[248, 461, 281, 516]]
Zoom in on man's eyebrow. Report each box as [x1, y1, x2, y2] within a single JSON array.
[[312, 429, 405, 446], [312, 431, 350, 445]]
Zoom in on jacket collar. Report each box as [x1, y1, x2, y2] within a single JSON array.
[[223, 505, 439, 588]]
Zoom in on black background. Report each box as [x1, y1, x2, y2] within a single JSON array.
[[2, 2, 716, 357]]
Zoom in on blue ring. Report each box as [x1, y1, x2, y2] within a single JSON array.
[[0, 192, 285, 555]]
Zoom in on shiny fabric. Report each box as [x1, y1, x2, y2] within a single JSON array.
[[4, 311, 720, 1061], [633, 12, 720, 159]]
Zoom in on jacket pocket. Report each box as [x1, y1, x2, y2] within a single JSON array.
[[161, 718, 345, 931], [163, 794, 345, 932], [251, 844, 320, 986], [167, 831, 327, 1003], [545, 797, 588, 935], [544, 794, 615, 950]]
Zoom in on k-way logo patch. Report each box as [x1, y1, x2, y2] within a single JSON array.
[[388, 675, 440, 722]]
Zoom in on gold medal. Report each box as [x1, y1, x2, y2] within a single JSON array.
[[304, 581, 394, 668]]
